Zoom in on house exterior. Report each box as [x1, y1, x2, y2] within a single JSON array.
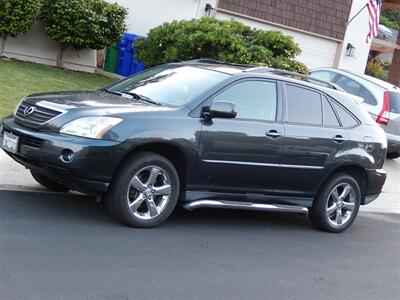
[[0, 0, 384, 76]]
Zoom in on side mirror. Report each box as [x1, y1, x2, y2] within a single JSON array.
[[204, 101, 237, 119]]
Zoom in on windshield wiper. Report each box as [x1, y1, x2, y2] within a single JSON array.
[[123, 92, 162, 106], [102, 89, 162, 106]]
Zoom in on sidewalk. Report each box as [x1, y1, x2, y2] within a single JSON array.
[[0, 150, 43, 191], [0, 149, 399, 212]]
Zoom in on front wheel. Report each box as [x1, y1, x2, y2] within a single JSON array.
[[309, 173, 361, 233], [107, 152, 180, 228]]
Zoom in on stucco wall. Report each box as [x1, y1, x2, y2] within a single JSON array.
[[2, 22, 97, 73], [113, 0, 218, 35], [337, 0, 372, 74]]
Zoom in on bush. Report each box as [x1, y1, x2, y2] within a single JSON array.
[[366, 59, 386, 80], [41, 0, 127, 68], [381, 8, 400, 30], [134, 17, 307, 73], [0, 0, 42, 56]]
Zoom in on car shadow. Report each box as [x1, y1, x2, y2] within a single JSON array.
[[0, 189, 312, 231]]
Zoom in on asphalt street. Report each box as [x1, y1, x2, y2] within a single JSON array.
[[1, 152, 399, 299], [0, 190, 399, 300]]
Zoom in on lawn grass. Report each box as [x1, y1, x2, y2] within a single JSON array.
[[0, 59, 117, 119]]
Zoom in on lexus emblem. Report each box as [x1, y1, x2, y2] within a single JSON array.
[[23, 106, 36, 116]]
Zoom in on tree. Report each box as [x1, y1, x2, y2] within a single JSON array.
[[0, 0, 41, 56], [41, 0, 127, 68], [134, 17, 307, 73]]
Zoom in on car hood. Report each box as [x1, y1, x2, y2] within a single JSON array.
[[24, 90, 164, 112]]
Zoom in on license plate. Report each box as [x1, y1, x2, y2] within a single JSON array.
[[1, 131, 19, 154]]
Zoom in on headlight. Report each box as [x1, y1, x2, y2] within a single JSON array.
[[60, 117, 123, 139]]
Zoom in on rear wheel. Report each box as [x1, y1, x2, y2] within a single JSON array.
[[30, 170, 70, 192], [107, 152, 180, 228], [309, 173, 360, 233], [387, 152, 400, 159]]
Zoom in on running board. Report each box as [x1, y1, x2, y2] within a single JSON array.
[[182, 200, 308, 214]]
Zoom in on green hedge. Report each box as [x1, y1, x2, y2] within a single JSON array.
[[134, 17, 307, 73]]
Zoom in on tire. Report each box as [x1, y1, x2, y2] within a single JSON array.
[[387, 152, 400, 159], [30, 170, 70, 193], [107, 152, 180, 228], [309, 172, 361, 233]]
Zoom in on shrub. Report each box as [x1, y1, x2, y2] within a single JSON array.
[[0, 0, 41, 56], [41, 0, 127, 68], [366, 59, 386, 80], [134, 17, 307, 73]]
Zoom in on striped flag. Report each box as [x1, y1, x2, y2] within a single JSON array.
[[366, 0, 382, 43]]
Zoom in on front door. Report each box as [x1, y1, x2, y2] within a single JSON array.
[[195, 79, 283, 195]]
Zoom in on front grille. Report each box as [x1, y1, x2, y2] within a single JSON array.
[[20, 135, 43, 148], [16, 101, 63, 125]]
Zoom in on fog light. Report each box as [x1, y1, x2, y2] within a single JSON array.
[[60, 149, 75, 163]]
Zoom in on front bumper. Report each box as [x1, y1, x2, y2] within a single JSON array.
[[363, 168, 387, 205], [1, 118, 125, 194]]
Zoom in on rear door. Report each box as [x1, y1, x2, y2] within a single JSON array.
[[275, 83, 349, 196]]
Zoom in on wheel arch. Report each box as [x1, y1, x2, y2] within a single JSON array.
[[112, 141, 188, 191], [317, 163, 368, 204]]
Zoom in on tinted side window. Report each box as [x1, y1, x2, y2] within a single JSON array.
[[212, 80, 277, 121], [335, 75, 362, 95], [359, 87, 377, 105], [286, 85, 322, 125], [323, 96, 340, 127], [310, 71, 337, 82], [330, 100, 359, 127]]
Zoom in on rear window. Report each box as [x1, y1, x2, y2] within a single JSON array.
[[359, 87, 377, 105], [330, 100, 359, 127], [388, 91, 400, 113]]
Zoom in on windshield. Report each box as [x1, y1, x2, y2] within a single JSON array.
[[105, 65, 230, 106]]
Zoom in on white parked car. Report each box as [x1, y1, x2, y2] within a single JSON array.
[[310, 68, 400, 159]]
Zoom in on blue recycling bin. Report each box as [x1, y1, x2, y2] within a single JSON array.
[[117, 33, 145, 77]]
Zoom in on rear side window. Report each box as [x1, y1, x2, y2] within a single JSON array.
[[359, 87, 377, 105], [330, 100, 359, 127], [388, 91, 400, 113], [335, 75, 362, 96], [310, 71, 337, 82], [286, 85, 322, 125], [322, 96, 340, 127]]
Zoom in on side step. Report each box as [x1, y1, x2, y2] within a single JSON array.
[[182, 200, 308, 215]]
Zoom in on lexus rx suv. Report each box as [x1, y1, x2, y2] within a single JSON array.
[[1, 60, 387, 232], [310, 67, 400, 159]]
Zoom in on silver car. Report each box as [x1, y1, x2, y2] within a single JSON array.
[[310, 68, 400, 159]]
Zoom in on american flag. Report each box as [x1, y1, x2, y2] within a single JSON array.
[[366, 0, 382, 43]]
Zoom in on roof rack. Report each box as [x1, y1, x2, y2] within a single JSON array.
[[245, 67, 345, 92], [185, 59, 255, 68]]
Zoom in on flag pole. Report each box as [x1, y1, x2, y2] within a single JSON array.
[[346, 3, 368, 26]]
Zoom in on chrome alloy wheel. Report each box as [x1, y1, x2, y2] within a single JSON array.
[[326, 183, 356, 227], [127, 165, 172, 220]]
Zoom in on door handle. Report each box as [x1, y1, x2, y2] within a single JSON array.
[[333, 135, 346, 144], [265, 130, 282, 139]]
